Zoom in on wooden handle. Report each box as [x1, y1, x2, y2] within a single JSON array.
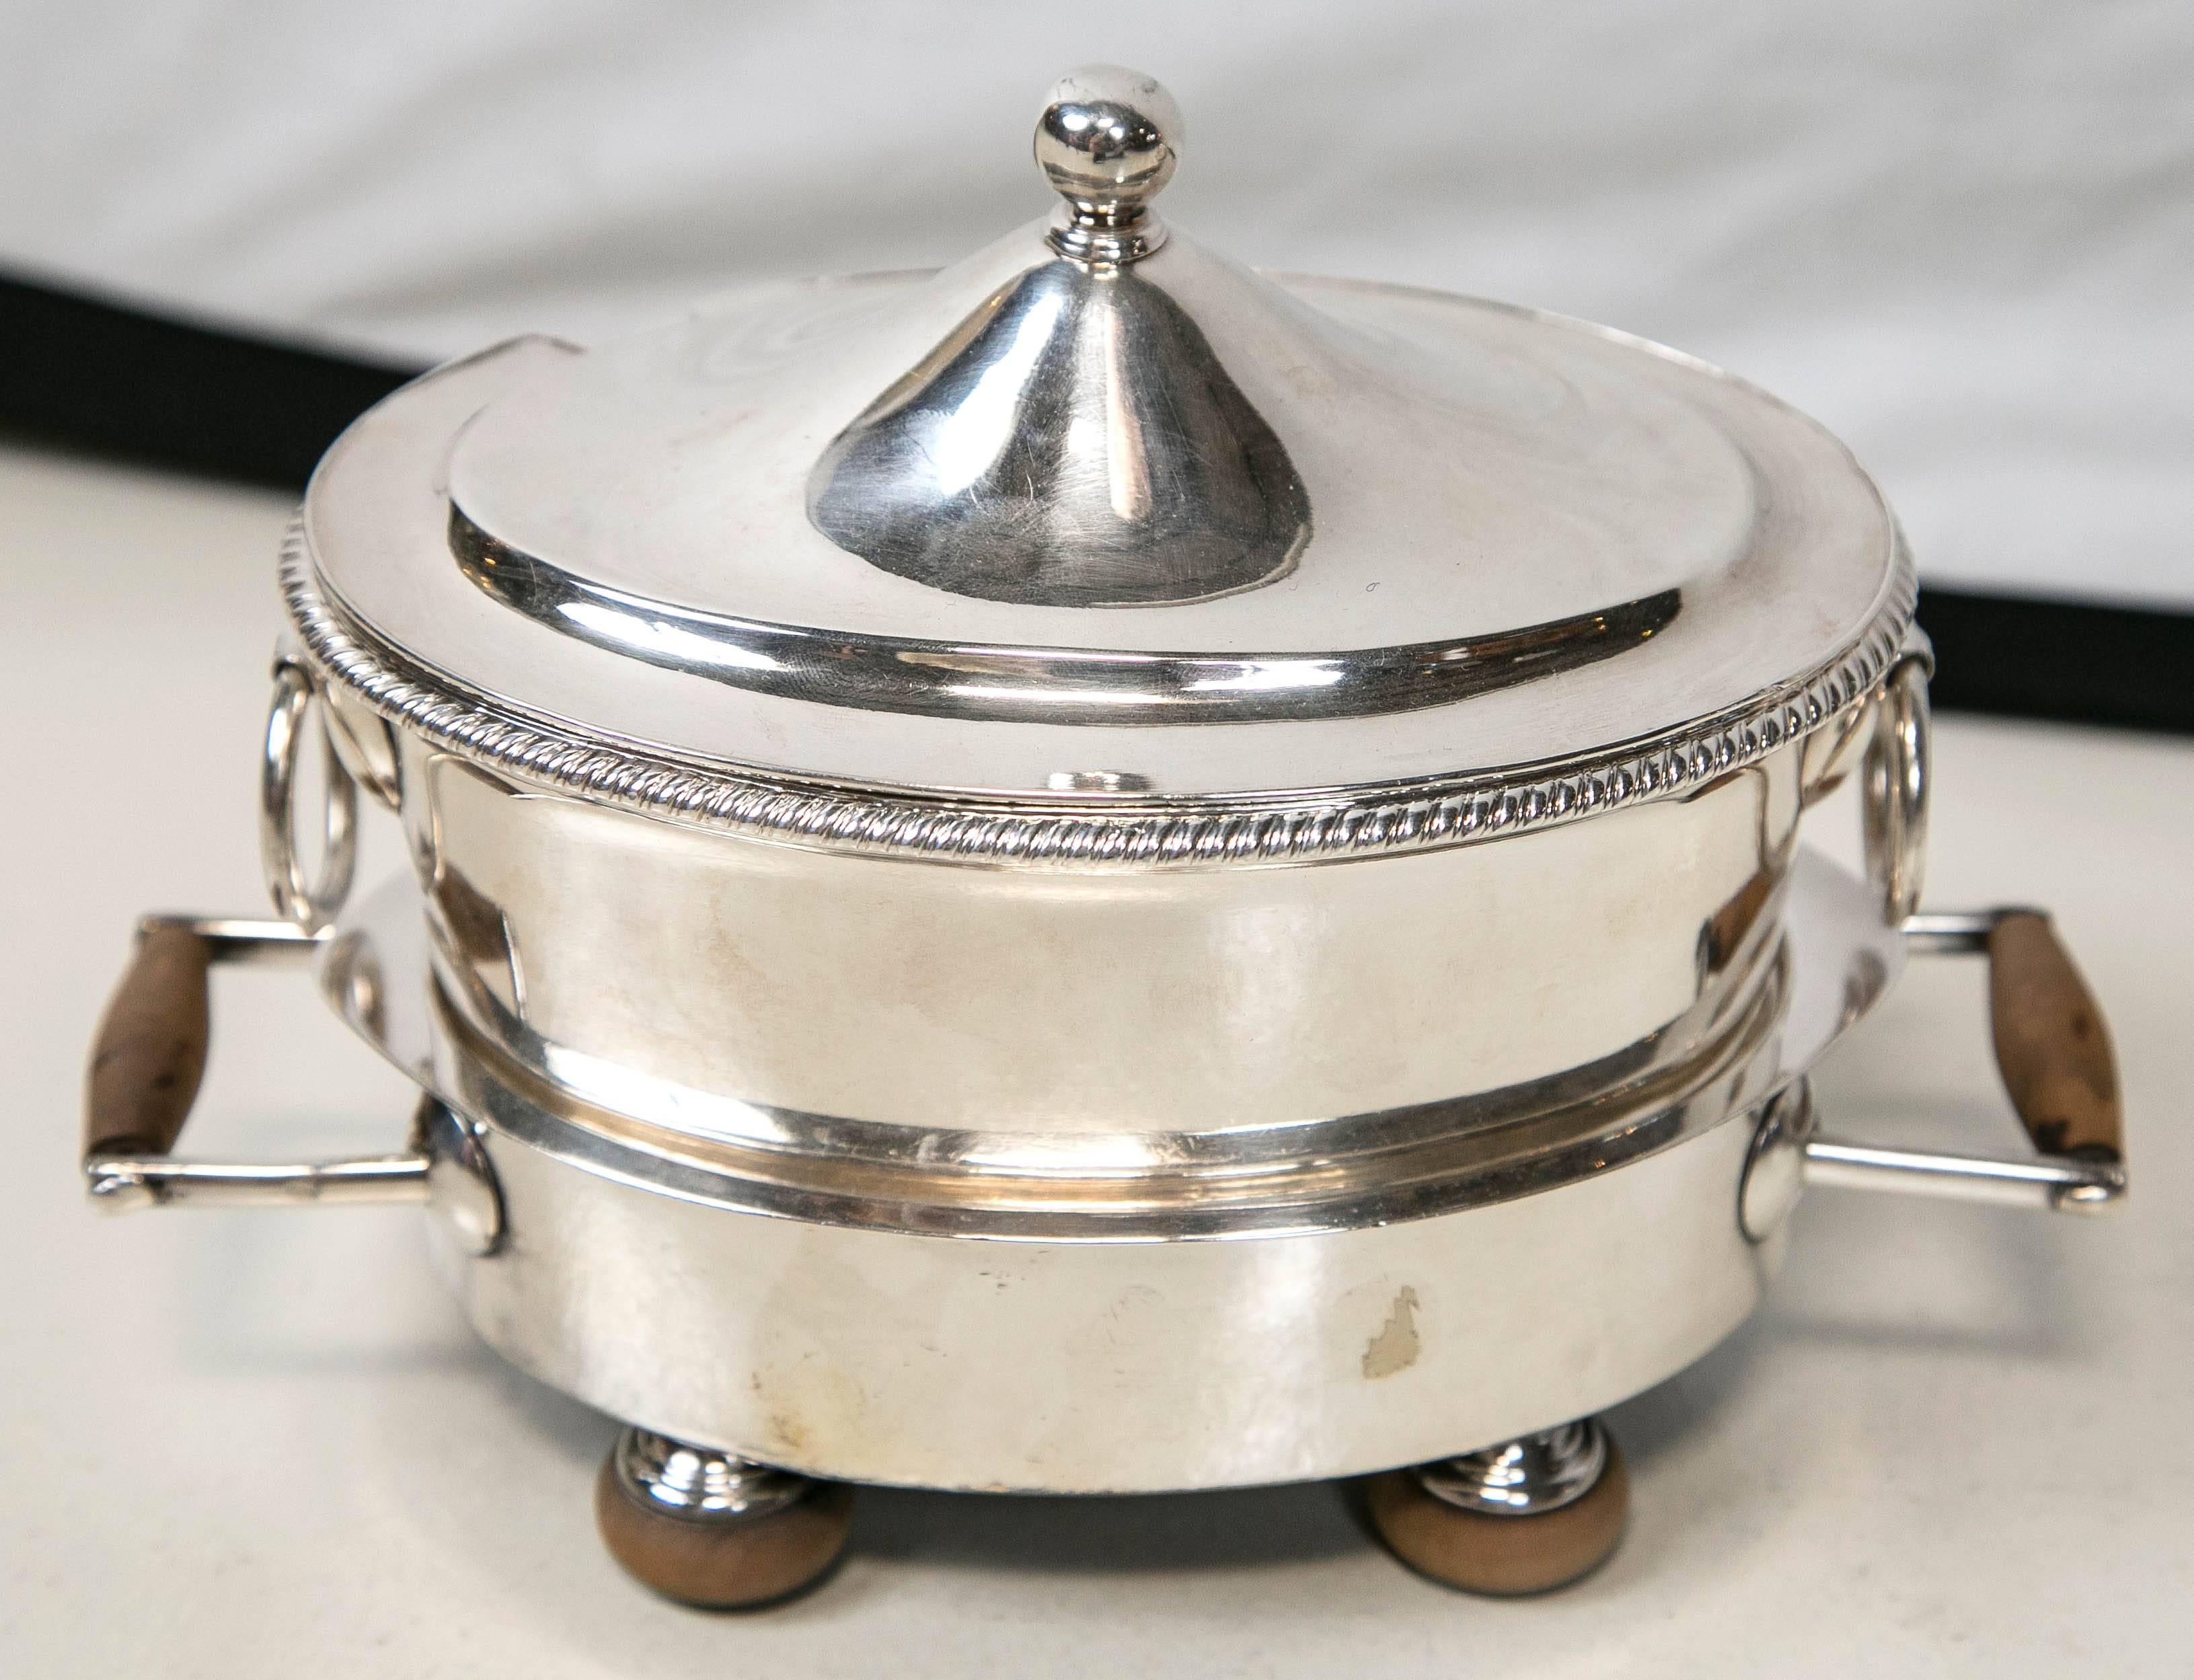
[[1988, 911, 2121, 1163], [85, 923, 213, 1159]]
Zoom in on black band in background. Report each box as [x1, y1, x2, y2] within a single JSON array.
[[0, 269, 416, 487], [1914, 589, 2190, 735], [3, 266, 2189, 734]]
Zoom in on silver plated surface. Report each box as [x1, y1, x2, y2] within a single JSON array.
[[379, 728, 1808, 1137], [85, 1149, 431, 1215], [317, 846, 1895, 1237], [1413, 1420, 1610, 1516], [291, 849, 1889, 1492], [297, 71, 1910, 810], [1803, 1140, 2123, 1213], [1034, 65, 1179, 267], [434, 1093, 1783, 1492], [1738, 1081, 1817, 1243], [259, 657, 356, 932], [1864, 652, 1932, 921], [88, 62, 2120, 1509], [451, 506, 1679, 724], [611, 1428, 807, 1523], [288, 513, 1909, 864], [805, 258, 1312, 607]]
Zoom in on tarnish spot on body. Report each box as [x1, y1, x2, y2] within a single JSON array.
[[1362, 1285, 1422, 1379], [765, 1412, 812, 1459]]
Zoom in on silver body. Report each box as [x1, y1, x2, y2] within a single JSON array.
[[268, 110, 1918, 1486], [317, 845, 1899, 1492], [398, 732, 1806, 1140], [93, 72, 2119, 1503]]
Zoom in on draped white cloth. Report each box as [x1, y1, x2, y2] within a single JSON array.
[[3, 0, 2187, 603]]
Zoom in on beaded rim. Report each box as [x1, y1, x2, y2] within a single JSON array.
[[280, 518, 1918, 868]]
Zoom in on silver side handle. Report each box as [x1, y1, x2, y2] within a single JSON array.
[[1805, 906, 2125, 1215], [81, 914, 434, 1214]]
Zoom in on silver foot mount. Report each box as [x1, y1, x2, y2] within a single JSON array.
[[1410, 1418, 1611, 1517], [609, 1427, 811, 1525]]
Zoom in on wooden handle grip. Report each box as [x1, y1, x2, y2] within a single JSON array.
[[1988, 912, 2121, 1163], [85, 923, 213, 1159]]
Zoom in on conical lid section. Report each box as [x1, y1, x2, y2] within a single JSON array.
[[807, 255, 1315, 607]]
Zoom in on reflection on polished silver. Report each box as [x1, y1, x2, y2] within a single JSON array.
[[324, 835, 1897, 1235], [273, 853, 1907, 1492], [85, 1150, 429, 1215], [804, 70, 1303, 604], [1864, 649, 1932, 921], [1414, 1420, 1610, 1517], [431, 962, 1775, 1237], [137, 911, 325, 966], [319, 676, 405, 812], [1739, 1080, 1816, 1244], [611, 1428, 808, 1524], [345, 813, 1833, 1233], [808, 73, 1314, 605], [375, 1041, 1794, 1490], [414, 1094, 504, 1257], [457, 508, 1677, 720], [1802, 1140, 2123, 1213], [377, 738, 1832, 1145], [1047, 769, 1151, 793], [805, 271, 1310, 606], [289, 527, 1909, 864], [1900, 906, 2043, 954], [1035, 66, 1179, 267], [260, 659, 357, 932]]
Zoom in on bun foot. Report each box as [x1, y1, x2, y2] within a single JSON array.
[[595, 1427, 852, 1609], [1367, 1420, 1628, 1596]]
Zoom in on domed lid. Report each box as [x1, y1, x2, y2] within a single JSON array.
[[291, 67, 1914, 862]]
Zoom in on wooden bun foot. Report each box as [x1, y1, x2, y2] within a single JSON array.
[[595, 1437, 852, 1609], [1367, 1433, 1628, 1596]]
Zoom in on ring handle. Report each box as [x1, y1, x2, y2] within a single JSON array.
[[262, 660, 358, 933], [1862, 654, 1930, 923], [1988, 911, 2121, 1163]]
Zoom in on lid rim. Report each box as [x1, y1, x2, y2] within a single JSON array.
[[451, 502, 1687, 726], [282, 517, 1918, 868]]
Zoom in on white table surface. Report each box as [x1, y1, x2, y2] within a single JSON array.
[[2, 441, 2189, 1677]]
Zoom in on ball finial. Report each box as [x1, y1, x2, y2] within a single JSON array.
[[1035, 66, 1181, 264]]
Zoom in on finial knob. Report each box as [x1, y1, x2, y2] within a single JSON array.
[[1035, 66, 1181, 266]]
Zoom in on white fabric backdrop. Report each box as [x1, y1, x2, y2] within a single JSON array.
[[3, 0, 2188, 605]]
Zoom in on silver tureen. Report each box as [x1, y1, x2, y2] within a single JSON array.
[[84, 68, 2125, 1605]]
